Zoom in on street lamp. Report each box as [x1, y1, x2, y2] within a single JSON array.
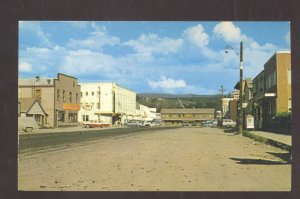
[[225, 42, 244, 134]]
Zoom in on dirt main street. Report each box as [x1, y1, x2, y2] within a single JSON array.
[[18, 127, 291, 191]]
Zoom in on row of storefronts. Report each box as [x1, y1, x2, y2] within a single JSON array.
[[224, 51, 291, 132], [18, 73, 81, 128], [18, 73, 160, 128]]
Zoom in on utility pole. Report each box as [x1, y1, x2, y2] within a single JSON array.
[[219, 85, 225, 119], [239, 41, 244, 134]]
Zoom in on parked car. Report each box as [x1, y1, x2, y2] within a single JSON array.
[[18, 117, 40, 132], [182, 122, 189, 127], [202, 120, 214, 127], [222, 119, 236, 127], [82, 120, 111, 128], [125, 120, 142, 127]]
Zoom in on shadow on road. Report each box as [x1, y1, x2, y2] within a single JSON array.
[[229, 157, 290, 165], [223, 128, 237, 133], [266, 152, 291, 164]]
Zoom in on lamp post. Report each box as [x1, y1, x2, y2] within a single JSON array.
[[239, 42, 244, 134], [225, 42, 244, 134]]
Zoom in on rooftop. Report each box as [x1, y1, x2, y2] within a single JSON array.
[[19, 77, 54, 86], [160, 108, 215, 114]]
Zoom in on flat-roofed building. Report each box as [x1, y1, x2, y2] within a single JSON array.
[[262, 51, 291, 131], [161, 108, 215, 126], [18, 73, 81, 128], [253, 70, 265, 129], [78, 82, 136, 125]]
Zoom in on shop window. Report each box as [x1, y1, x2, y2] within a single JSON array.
[[58, 111, 65, 122], [69, 92, 72, 102], [63, 90, 66, 102], [35, 89, 42, 101], [57, 89, 60, 101], [82, 115, 89, 121], [68, 113, 77, 123]]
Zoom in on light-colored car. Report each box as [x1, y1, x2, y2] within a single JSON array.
[[18, 117, 40, 132], [222, 119, 236, 127], [139, 121, 154, 127], [125, 120, 142, 127], [82, 120, 111, 128]]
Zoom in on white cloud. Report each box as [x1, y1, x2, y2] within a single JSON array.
[[182, 24, 209, 48], [60, 50, 119, 77], [19, 61, 32, 72], [125, 33, 184, 58], [148, 76, 186, 89], [68, 30, 120, 50], [285, 31, 290, 45], [213, 21, 246, 43]]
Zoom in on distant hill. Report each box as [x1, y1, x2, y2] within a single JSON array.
[[137, 93, 221, 112], [138, 93, 217, 98]]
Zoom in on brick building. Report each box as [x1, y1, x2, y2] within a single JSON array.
[[253, 51, 291, 131]]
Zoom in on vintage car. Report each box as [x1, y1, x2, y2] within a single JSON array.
[[82, 120, 111, 128], [222, 119, 236, 127], [18, 117, 40, 132], [125, 120, 142, 127]]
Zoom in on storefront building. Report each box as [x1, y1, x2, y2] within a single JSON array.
[[161, 108, 215, 126], [18, 73, 81, 127], [78, 82, 136, 125]]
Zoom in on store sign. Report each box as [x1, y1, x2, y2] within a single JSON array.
[[63, 103, 80, 111], [246, 115, 254, 129], [82, 103, 93, 110]]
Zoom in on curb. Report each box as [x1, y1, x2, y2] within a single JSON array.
[[242, 130, 291, 152]]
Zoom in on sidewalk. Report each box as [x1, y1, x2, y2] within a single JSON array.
[[18, 125, 124, 135], [243, 130, 291, 152]]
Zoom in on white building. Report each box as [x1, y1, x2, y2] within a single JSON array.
[[78, 82, 136, 125], [231, 89, 239, 100], [136, 105, 161, 122], [221, 97, 233, 117]]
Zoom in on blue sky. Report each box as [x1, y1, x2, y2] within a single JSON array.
[[19, 21, 290, 95]]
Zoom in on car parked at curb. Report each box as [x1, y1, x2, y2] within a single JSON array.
[[222, 119, 236, 127], [82, 120, 111, 128], [18, 117, 40, 132], [125, 120, 142, 127]]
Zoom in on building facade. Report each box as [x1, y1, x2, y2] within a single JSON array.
[[160, 108, 215, 126], [18, 98, 48, 126], [221, 98, 233, 118], [19, 73, 81, 128], [228, 99, 238, 122], [262, 51, 291, 131], [253, 70, 265, 129], [78, 82, 136, 125], [243, 78, 253, 116]]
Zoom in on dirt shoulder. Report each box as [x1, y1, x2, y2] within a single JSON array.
[[18, 127, 291, 191]]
